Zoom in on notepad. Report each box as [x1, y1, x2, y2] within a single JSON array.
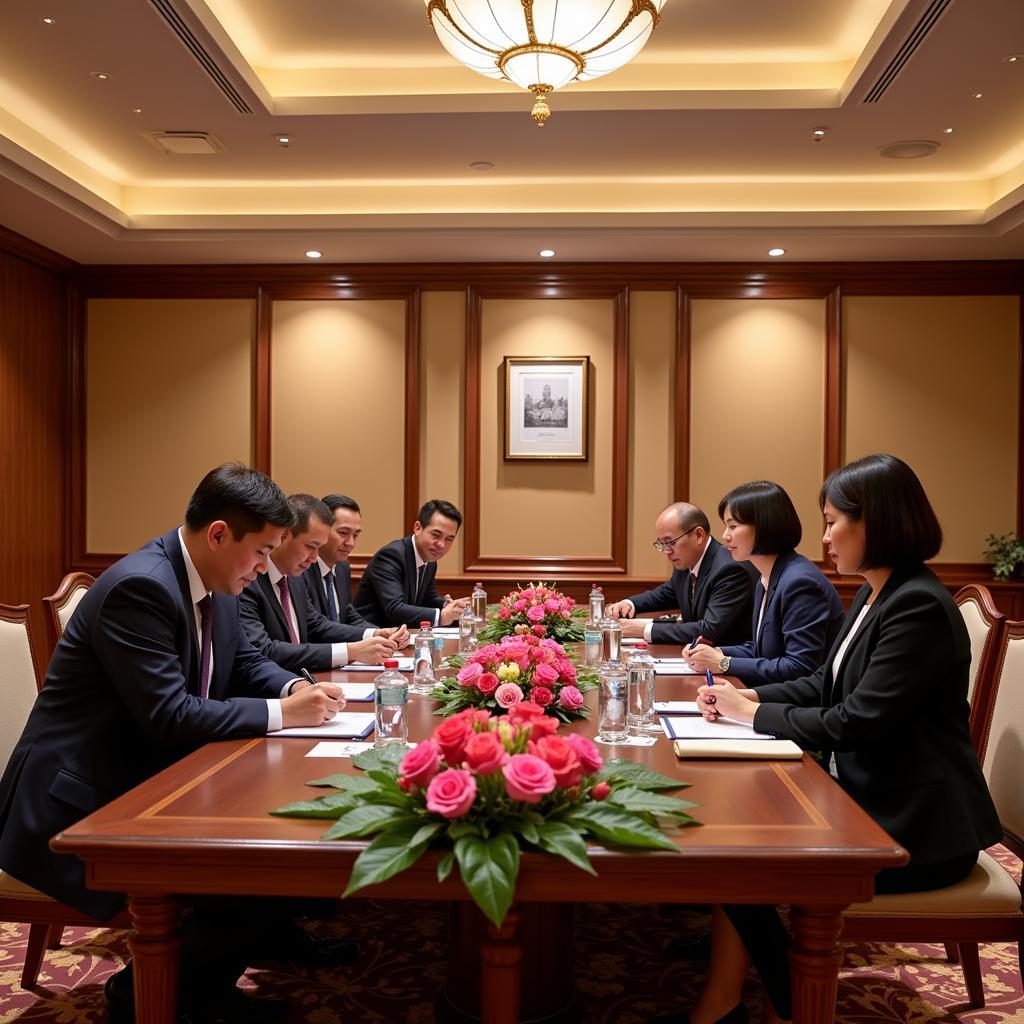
[[338, 683, 374, 701], [653, 660, 697, 675], [268, 712, 376, 739], [344, 657, 415, 673], [305, 740, 417, 758], [672, 739, 803, 760], [659, 715, 774, 741], [653, 700, 700, 715]]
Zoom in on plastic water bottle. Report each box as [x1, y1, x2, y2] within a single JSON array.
[[458, 604, 478, 654], [412, 621, 435, 695], [472, 581, 487, 623], [583, 611, 602, 667], [588, 583, 605, 624], [374, 660, 408, 748], [627, 642, 657, 740], [597, 660, 628, 743], [600, 615, 622, 664]]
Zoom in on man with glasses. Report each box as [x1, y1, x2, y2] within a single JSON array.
[[606, 502, 757, 646]]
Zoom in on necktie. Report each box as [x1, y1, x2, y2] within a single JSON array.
[[324, 568, 339, 622], [415, 563, 425, 601], [198, 595, 213, 699], [688, 572, 697, 609], [276, 577, 300, 644]]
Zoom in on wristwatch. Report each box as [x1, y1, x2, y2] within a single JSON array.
[[718, 655, 731, 673]]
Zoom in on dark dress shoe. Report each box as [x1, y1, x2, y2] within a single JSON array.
[[650, 1003, 748, 1024]]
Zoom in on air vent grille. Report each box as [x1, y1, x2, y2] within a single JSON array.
[[147, 0, 253, 114], [863, 0, 953, 103]]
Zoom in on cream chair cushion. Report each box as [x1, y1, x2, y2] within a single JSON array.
[[56, 585, 89, 635], [957, 597, 991, 706], [982, 633, 1024, 839], [0, 617, 39, 766]]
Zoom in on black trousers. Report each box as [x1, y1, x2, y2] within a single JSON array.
[[723, 852, 978, 1021]]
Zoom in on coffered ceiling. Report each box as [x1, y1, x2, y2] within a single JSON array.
[[1, 0, 1023, 264]]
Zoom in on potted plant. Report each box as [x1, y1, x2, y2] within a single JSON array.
[[984, 532, 1024, 580]]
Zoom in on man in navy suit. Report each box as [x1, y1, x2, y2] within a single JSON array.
[[0, 464, 346, 1022], [354, 498, 471, 629], [240, 494, 401, 673], [607, 502, 757, 646]]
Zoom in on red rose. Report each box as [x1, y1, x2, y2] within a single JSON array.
[[531, 625, 547, 637], [477, 672, 499, 695], [589, 781, 611, 801], [530, 686, 554, 707], [432, 715, 474, 765], [399, 739, 441, 789], [463, 731, 508, 774], [529, 735, 583, 788]]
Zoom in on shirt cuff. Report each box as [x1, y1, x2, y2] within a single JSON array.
[[643, 621, 654, 643], [362, 627, 375, 640], [266, 698, 283, 733], [624, 599, 636, 613], [434, 609, 440, 627], [332, 643, 349, 666]]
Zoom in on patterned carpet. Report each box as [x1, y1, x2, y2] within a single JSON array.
[[1, 847, 1020, 1023]]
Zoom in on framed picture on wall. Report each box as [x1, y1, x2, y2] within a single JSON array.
[[503, 356, 590, 460]]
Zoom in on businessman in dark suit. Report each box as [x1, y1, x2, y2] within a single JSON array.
[[0, 464, 347, 1022], [241, 494, 399, 673], [354, 498, 471, 629], [606, 502, 757, 646]]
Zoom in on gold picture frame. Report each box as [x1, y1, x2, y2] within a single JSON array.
[[503, 356, 590, 461]]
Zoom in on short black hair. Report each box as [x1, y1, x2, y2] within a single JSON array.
[[718, 481, 802, 555], [416, 499, 463, 530], [819, 454, 942, 569], [288, 493, 333, 536], [185, 464, 294, 540], [322, 493, 361, 515]]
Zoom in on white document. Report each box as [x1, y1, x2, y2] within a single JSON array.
[[268, 712, 376, 739], [653, 659, 697, 675], [653, 700, 700, 715], [339, 683, 374, 701], [344, 657, 415, 673], [305, 740, 417, 758], [659, 715, 775, 741], [432, 627, 460, 637]]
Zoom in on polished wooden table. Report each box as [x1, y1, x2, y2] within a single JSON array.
[[52, 645, 906, 1024]]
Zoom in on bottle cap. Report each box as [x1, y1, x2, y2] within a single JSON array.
[[384, 659, 399, 668], [636, 642, 648, 649], [420, 620, 431, 627], [476, 582, 483, 587]]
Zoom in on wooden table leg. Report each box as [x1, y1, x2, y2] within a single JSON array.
[[128, 894, 182, 1024], [480, 905, 521, 1024], [789, 904, 845, 1024]]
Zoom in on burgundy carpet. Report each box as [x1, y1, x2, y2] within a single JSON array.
[[1, 846, 1020, 1023]]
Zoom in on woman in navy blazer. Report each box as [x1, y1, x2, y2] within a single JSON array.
[[683, 481, 844, 687], [655, 456, 1001, 1024]]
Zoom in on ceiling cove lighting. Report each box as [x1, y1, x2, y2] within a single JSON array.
[[424, 0, 669, 126]]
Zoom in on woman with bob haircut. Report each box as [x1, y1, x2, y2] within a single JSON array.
[[653, 454, 1001, 1024], [683, 480, 844, 687]]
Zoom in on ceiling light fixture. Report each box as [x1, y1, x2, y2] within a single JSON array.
[[470, 160, 494, 171], [276, 134, 291, 146], [305, 250, 322, 259], [1005, 55, 1021, 63], [133, 107, 143, 114], [90, 72, 112, 81], [42, 16, 55, 25], [812, 127, 827, 137], [944, 127, 953, 134], [539, 249, 556, 258], [424, 0, 668, 126], [971, 91, 983, 99], [768, 248, 785, 257]]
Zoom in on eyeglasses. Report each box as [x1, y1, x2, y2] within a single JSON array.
[[652, 526, 698, 553]]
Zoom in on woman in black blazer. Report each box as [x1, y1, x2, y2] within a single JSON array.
[[654, 455, 1001, 1024], [683, 481, 844, 687]]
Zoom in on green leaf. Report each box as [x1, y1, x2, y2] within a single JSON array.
[[513, 818, 540, 845], [351, 745, 408, 772], [322, 805, 416, 840], [305, 773, 383, 796], [409, 821, 445, 847], [437, 849, 455, 883], [535, 820, 596, 875], [567, 804, 681, 851], [270, 792, 355, 818], [305, 773, 353, 789], [447, 821, 482, 840], [598, 759, 690, 791], [454, 831, 520, 927], [605, 786, 700, 819], [342, 823, 432, 896]]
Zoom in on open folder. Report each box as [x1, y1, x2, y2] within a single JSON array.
[[672, 739, 803, 759], [267, 712, 375, 740]]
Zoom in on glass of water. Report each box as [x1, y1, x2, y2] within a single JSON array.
[[598, 660, 628, 743]]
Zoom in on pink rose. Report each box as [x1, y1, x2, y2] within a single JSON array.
[[544, 598, 560, 612], [533, 662, 558, 687], [506, 701, 544, 725], [530, 735, 582, 788], [457, 662, 483, 688], [567, 734, 603, 774], [508, 702, 559, 739], [426, 769, 477, 819], [494, 682, 524, 708], [463, 731, 508, 774], [399, 739, 441, 789], [590, 781, 611, 801], [502, 754, 556, 803], [502, 640, 529, 659], [513, 599, 528, 612], [498, 607, 511, 619], [526, 604, 546, 623], [530, 685, 554, 707], [556, 659, 577, 683], [531, 625, 546, 637], [433, 715, 474, 765], [558, 685, 584, 711]]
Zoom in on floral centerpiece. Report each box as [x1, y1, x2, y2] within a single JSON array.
[[478, 582, 586, 643], [272, 706, 699, 926], [433, 631, 598, 723]]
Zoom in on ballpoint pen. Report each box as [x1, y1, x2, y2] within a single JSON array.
[[300, 668, 318, 687], [705, 669, 714, 688], [689, 635, 706, 651]]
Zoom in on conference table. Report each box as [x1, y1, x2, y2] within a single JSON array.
[[52, 643, 906, 1024]]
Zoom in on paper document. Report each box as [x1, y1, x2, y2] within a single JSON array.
[[432, 627, 460, 637], [268, 712, 375, 739], [338, 683, 374, 701], [305, 740, 417, 758], [659, 715, 775, 741], [344, 657, 415, 673], [653, 701, 700, 715], [653, 660, 697, 675], [672, 739, 802, 760]]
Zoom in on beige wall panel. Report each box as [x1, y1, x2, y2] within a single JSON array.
[[690, 299, 826, 559], [480, 298, 614, 558], [843, 296, 1019, 562], [86, 298, 254, 553], [630, 291, 677, 576], [420, 291, 466, 571], [271, 300, 406, 554]]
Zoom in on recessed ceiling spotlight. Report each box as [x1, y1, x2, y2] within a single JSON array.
[[41, 16, 55, 24], [470, 160, 494, 171], [812, 127, 827, 138], [971, 91, 983, 99], [768, 248, 786, 257], [539, 249, 556, 258], [879, 139, 939, 160], [944, 127, 953, 134], [132, 107, 143, 114], [90, 71, 112, 81], [1005, 55, 1022, 63], [304, 250, 322, 259], [275, 134, 291, 146]]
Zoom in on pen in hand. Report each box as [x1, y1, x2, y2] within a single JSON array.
[[703, 668, 717, 716], [688, 634, 706, 651], [300, 668, 318, 687]]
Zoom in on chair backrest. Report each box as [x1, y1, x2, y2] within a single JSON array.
[[977, 618, 1024, 858], [0, 603, 42, 768], [42, 572, 95, 651], [954, 584, 1006, 753]]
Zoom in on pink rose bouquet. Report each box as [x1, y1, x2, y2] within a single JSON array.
[[435, 633, 597, 723], [273, 711, 700, 928], [478, 582, 585, 644]]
